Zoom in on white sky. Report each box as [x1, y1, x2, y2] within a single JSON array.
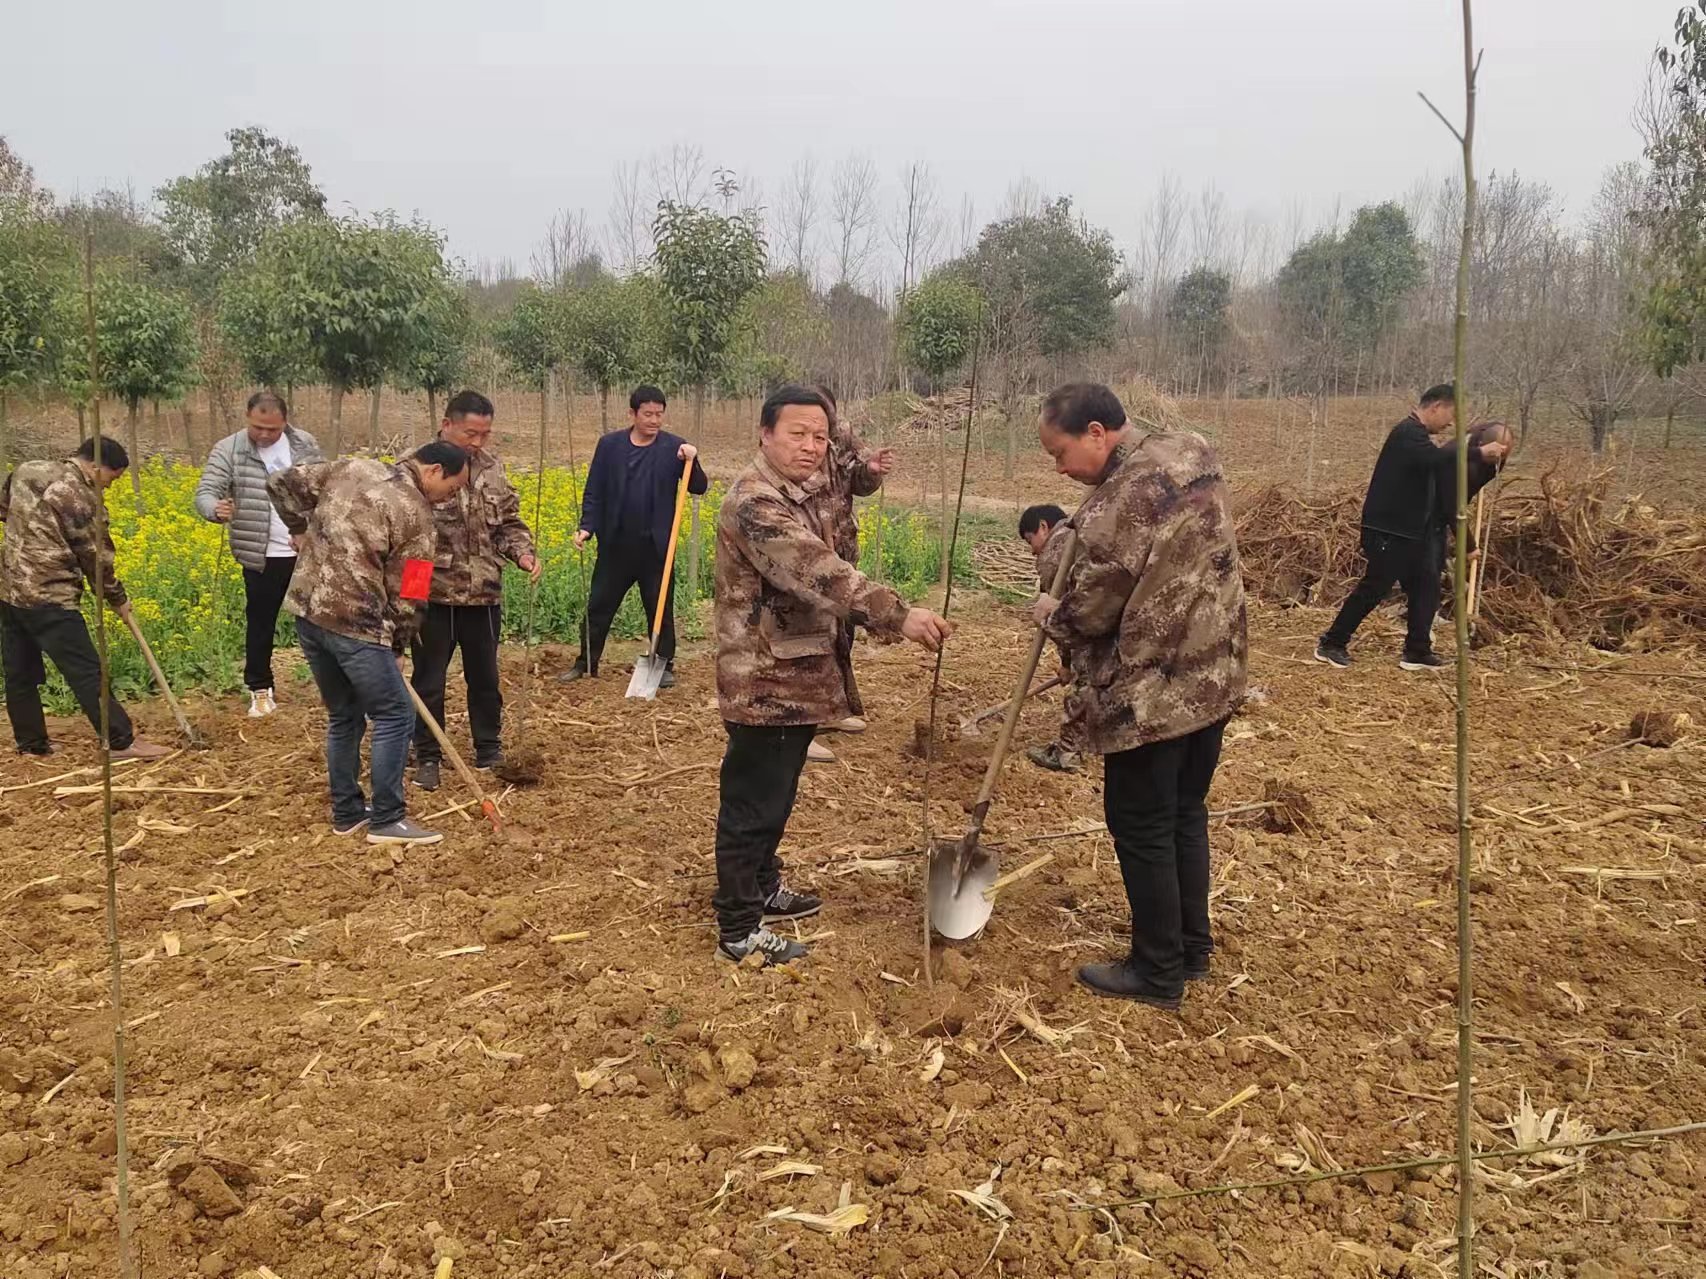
[[3, 0, 1673, 283]]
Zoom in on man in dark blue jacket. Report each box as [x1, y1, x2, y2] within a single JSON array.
[[558, 385, 708, 687], [1315, 384, 1507, 671]]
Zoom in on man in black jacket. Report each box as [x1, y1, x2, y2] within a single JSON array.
[[558, 385, 709, 688], [1315, 384, 1507, 671]]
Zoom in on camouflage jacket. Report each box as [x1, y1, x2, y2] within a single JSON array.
[[0, 460, 127, 611], [428, 448, 534, 606], [824, 420, 883, 564], [715, 453, 909, 726], [1044, 432, 1247, 755], [268, 458, 438, 652]]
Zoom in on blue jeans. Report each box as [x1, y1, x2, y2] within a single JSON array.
[[296, 618, 415, 828]]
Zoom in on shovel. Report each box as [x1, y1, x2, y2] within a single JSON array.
[[405, 682, 503, 831], [959, 675, 1063, 739], [119, 607, 207, 748], [928, 530, 1077, 940], [626, 458, 694, 700]]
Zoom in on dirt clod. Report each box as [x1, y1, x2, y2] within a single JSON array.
[[1630, 709, 1692, 747], [178, 1166, 244, 1219]]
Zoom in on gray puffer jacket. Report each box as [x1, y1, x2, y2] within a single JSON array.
[[194, 426, 326, 570]]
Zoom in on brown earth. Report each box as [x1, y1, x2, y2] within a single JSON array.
[[3, 599, 1705, 1278]]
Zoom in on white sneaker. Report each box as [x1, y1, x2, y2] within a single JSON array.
[[807, 740, 836, 764], [248, 689, 277, 718], [825, 716, 867, 734]]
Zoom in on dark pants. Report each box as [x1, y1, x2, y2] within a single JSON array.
[[1322, 528, 1440, 656], [296, 618, 415, 828], [712, 723, 816, 942], [1103, 718, 1227, 999], [575, 540, 675, 674], [410, 603, 503, 766], [242, 557, 297, 691], [0, 602, 135, 751]]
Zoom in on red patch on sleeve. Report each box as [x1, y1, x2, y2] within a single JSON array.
[[400, 559, 434, 601]]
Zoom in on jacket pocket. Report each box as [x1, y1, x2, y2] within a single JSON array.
[[759, 608, 834, 661]]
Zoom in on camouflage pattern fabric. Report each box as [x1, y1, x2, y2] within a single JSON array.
[[0, 460, 127, 611], [1044, 432, 1247, 755], [268, 458, 438, 652], [426, 447, 534, 605], [824, 419, 882, 565], [716, 453, 909, 727]]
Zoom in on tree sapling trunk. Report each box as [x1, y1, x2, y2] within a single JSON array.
[[368, 386, 382, 452], [329, 385, 345, 456], [125, 400, 143, 502]]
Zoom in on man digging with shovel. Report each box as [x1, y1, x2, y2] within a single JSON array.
[[269, 442, 470, 845], [1017, 503, 1080, 774], [711, 386, 952, 967], [1032, 384, 1247, 1010], [409, 391, 540, 793]]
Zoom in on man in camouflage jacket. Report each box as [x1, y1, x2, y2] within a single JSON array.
[[810, 386, 898, 756], [408, 391, 538, 789], [0, 436, 170, 760], [709, 386, 951, 967], [1034, 383, 1247, 1010], [268, 443, 470, 845]]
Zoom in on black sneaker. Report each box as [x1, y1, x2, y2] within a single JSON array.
[[333, 809, 372, 836], [1314, 641, 1351, 669], [475, 752, 503, 772], [1076, 961, 1182, 1010], [658, 669, 676, 689], [555, 665, 588, 684], [762, 883, 822, 924], [15, 743, 53, 757], [1399, 651, 1447, 671], [414, 759, 441, 792], [717, 929, 811, 967], [1027, 742, 1082, 773]]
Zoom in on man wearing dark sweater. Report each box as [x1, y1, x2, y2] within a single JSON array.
[[558, 385, 709, 687], [1315, 384, 1507, 671]]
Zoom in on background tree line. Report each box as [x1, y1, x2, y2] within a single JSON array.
[[2, 8, 1702, 467]]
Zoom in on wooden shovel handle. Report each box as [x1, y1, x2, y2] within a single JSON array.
[[405, 680, 501, 828], [120, 609, 196, 739], [972, 529, 1078, 811], [646, 459, 694, 658]]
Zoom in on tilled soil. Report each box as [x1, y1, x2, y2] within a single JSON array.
[[2, 602, 1704, 1279]]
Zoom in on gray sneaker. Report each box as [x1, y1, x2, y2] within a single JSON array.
[[367, 819, 443, 847], [717, 928, 810, 967]]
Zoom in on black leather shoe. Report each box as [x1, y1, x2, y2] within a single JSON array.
[[1076, 961, 1182, 1009], [1184, 955, 1212, 982]]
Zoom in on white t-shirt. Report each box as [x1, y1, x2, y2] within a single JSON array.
[[253, 435, 296, 558]]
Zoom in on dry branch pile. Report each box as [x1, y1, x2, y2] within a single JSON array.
[[1234, 469, 1706, 648]]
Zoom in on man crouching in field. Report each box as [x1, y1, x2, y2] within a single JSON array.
[[268, 442, 470, 846], [711, 385, 953, 967]]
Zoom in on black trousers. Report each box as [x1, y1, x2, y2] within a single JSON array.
[[1103, 718, 1227, 999], [242, 557, 297, 691], [409, 603, 503, 766], [0, 602, 135, 751], [1322, 528, 1440, 656], [575, 540, 675, 674], [712, 723, 815, 942]]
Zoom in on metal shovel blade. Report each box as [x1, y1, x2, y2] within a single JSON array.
[[927, 840, 999, 940], [625, 653, 666, 700]]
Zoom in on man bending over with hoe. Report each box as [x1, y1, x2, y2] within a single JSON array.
[[807, 384, 897, 764], [712, 385, 952, 966], [558, 385, 707, 689], [410, 390, 539, 792], [0, 436, 172, 760], [1017, 503, 1080, 774], [1032, 384, 1246, 1009], [269, 442, 470, 846]]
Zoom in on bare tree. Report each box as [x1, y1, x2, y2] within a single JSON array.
[[1562, 164, 1649, 452], [606, 160, 649, 273], [531, 208, 599, 287], [956, 193, 978, 257], [649, 143, 707, 208], [1189, 181, 1227, 270], [889, 161, 943, 301], [829, 153, 879, 287], [1000, 176, 1046, 220], [776, 156, 819, 279], [1137, 174, 1185, 322]]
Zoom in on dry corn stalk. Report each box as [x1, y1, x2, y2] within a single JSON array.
[[574, 1054, 635, 1091], [950, 1165, 1012, 1221], [758, 1161, 822, 1181]]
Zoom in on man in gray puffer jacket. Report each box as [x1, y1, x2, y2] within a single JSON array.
[[194, 391, 325, 717]]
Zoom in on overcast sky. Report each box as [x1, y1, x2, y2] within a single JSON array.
[[3, 0, 1674, 284]]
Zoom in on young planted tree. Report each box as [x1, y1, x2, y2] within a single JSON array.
[[899, 272, 982, 586], [494, 282, 568, 443], [562, 273, 661, 430], [0, 198, 71, 468], [244, 215, 451, 453], [395, 280, 474, 438], [59, 274, 198, 499], [652, 200, 766, 430]]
